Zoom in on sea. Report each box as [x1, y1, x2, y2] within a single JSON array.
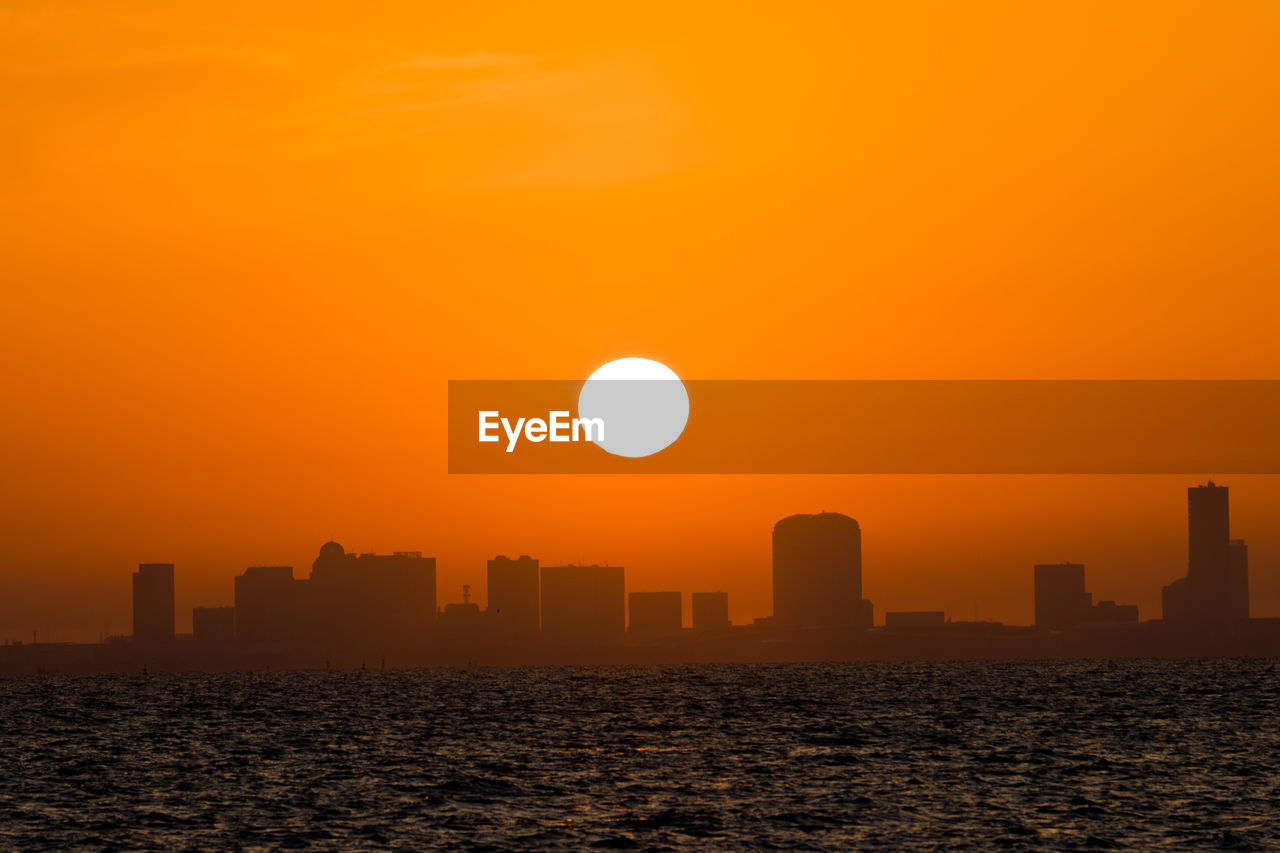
[[1, 659, 1277, 851]]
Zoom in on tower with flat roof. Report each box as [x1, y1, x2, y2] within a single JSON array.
[[1163, 482, 1249, 621], [1034, 563, 1137, 629], [691, 591, 730, 630], [487, 555, 540, 633], [540, 564, 624, 640], [234, 565, 300, 643], [1034, 563, 1090, 630], [132, 563, 175, 644]]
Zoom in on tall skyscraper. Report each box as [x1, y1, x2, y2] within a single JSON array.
[[487, 555, 540, 633], [540, 564, 624, 640], [132, 563, 175, 644], [691, 591, 731, 631], [772, 512, 872, 629], [1034, 563, 1090, 630], [1163, 482, 1249, 621], [1188, 482, 1231, 582], [628, 591, 682, 634]]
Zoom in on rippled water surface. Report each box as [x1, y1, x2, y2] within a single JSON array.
[[2, 659, 1278, 851]]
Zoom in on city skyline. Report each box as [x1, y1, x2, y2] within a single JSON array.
[[4, 3, 1277, 848], [5, 3, 1280, 651], [5, 478, 1279, 644], [1, 482, 1267, 654]]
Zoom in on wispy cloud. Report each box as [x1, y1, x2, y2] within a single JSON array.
[[342, 51, 578, 119], [375, 51, 526, 73], [0, 6, 692, 193]]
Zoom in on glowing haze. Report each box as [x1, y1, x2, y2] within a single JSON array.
[[2, 2, 1279, 641]]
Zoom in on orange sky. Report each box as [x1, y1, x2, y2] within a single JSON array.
[[2, 1, 1279, 641]]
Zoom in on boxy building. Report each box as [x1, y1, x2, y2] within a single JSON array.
[[540, 564, 624, 641], [487, 555, 540, 634], [193, 606, 236, 643], [628, 591, 682, 634], [691, 591, 730, 630], [132, 563, 175, 644]]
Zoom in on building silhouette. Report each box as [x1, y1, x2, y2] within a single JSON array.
[[21, 478, 1280, 675], [628, 591, 682, 635], [439, 585, 482, 636], [540, 564, 624, 640], [231, 545, 436, 645], [307, 542, 436, 644], [234, 565, 300, 643], [1162, 482, 1249, 621], [1034, 562, 1138, 629], [1230, 539, 1250, 616], [132, 563, 175, 644], [1034, 563, 1090, 630], [691, 591, 730, 630], [1090, 600, 1139, 623], [772, 512, 873, 629], [82, 480, 1278, 675], [192, 606, 235, 643], [487, 555, 540, 633], [885, 611, 945, 629]]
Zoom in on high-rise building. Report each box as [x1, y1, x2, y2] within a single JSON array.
[[540, 564, 624, 640], [1034, 563, 1090, 630], [691, 591, 731, 631], [772, 512, 872, 629], [233, 544, 437, 645], [1188, 481, 1231, 582], [234, 566, 300, 643], [1034, 563, 1138, 629], [132, 563, 175, 644], [628, 591, 682, 634], [308, 542, 437, 644], [192, 606, 235, 643], [487, 555, 540, 633], [1162, 482, 1249, 621]]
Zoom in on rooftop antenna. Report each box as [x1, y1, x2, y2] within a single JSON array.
[[462, 584, 471, 605]]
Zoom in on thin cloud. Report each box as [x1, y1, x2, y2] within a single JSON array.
[[347, 51, 573, 112], [381, 51, 526, 73]]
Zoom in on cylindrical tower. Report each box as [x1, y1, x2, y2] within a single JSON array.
[[772, 512, 864, 629]]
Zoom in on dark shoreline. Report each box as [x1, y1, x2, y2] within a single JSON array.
[[6, 618, 1280, 676]]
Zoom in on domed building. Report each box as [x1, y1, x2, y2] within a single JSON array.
[[305, 541, 437, 644], [316, 539, 345, 560], [232, 540, 437, 648], [310, 540, 348, 580]]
